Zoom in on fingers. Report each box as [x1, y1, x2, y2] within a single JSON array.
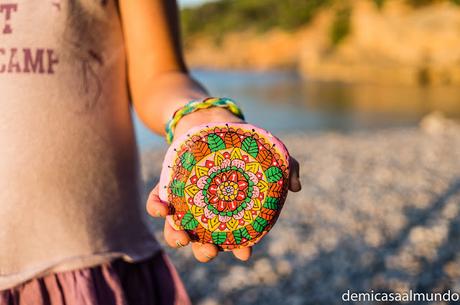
[[164, 223, 220, 263], [148, 184, 256, 262], [288, 157, 301, 192], [191, 244, 252, 262], [163, 220, 191, 249], [163, 218, 251, 263], [146, 185, 169, 218], [192, 243, 219, 263], [233, 247, 252, 261]]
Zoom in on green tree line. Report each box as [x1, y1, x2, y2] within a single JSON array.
[[181, 0, 460, 45]]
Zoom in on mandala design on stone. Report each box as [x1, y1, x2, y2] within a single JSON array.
[[160, 123, 290, 251]]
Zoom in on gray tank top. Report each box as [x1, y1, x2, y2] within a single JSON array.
[[0, 0, 159, 289]]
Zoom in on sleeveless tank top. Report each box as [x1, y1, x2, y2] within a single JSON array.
[[0, 0, 159, 289]]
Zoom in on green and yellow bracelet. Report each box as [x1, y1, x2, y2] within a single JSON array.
[[165, 97, 245, 144]]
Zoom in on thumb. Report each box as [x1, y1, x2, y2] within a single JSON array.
[[146, 184, 170, 217], [289, 157, 301, 192]]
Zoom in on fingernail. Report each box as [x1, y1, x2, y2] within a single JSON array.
[[176, 240, 185, 248]]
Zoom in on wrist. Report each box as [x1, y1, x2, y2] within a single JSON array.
[[165, 97, 245, 144], [133, 72, 210, 135], [174, 107, 244, 139]]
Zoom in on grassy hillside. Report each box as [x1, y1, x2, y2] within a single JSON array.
[[181, 0, 329, 38], [181, 0, 460, 45]]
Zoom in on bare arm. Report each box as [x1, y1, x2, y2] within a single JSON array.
[[118, 0, 209, 135], [118, 0, 301, 263], [118, 0, 251, 262]]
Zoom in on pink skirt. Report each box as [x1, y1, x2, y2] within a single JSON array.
[[0, 252, 191, 305]]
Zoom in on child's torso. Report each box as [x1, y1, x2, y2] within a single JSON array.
[[0, 0, 159, 289]]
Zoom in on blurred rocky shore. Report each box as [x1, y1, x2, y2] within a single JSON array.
[[141, 114, 460, 305], [184, 0, 460, 86]]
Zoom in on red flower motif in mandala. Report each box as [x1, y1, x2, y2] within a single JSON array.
[[207, 170, 248, 212], [192, 155, 262, 223]]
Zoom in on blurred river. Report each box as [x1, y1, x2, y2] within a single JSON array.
[[133, 70, 460, 150]]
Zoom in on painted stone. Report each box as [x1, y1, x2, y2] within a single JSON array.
[[159, 123, 290, 251]]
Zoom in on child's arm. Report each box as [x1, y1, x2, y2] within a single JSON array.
[[119, 0, 301, 262], [118, 0, 209, 135]]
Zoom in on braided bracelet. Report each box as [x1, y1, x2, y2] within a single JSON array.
[[165, 97, 245, 144]]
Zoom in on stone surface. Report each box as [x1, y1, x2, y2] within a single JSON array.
[[158, 123, 290, 250]]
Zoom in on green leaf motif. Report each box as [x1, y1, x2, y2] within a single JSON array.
[[170, 179, 185, 197], [233, 229, 242, 244], [263, 197, 278, 210], [208, 133, 226, 152], [180, 151, 196, 171], [181, 211, 199, 230], [232, 228, 251, 245], [212, 231, 227, 245], [241, 137, 259, 158], [265, 166, 283, 183], [233, 227, 251, 244], [252, 216, 268, 233], [242, 227, 252, 240]]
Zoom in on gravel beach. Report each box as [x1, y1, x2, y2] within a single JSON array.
[[141, 116, 460, 305]]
